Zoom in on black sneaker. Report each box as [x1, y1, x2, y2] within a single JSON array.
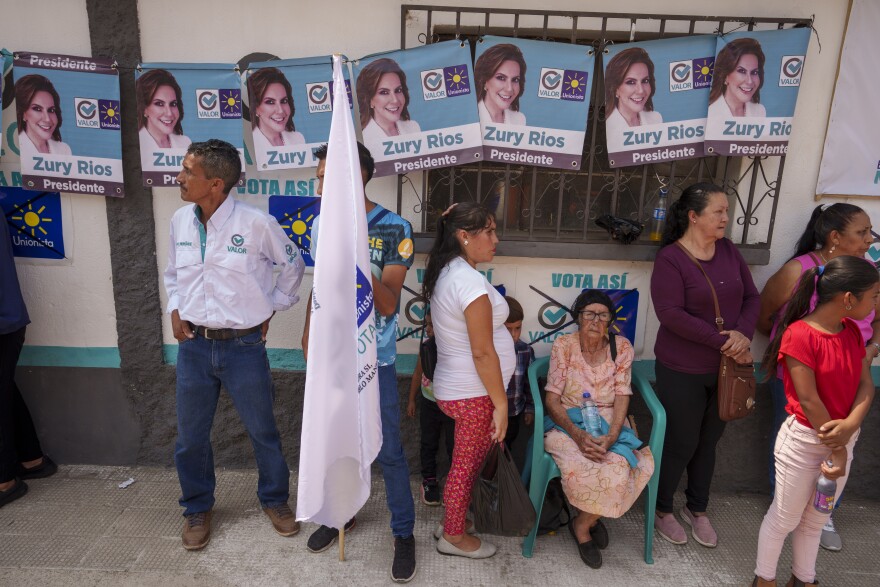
[[421, 479, 440, 506], [391, 535, 416, 583], [306, 517, 356, 553]]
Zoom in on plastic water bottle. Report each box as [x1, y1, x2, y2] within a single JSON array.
[[649, 188, 668, 242], [581, 392, 603, 437], [813, 461, 837, 514]]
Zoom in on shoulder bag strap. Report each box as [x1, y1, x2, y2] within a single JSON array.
[[806, 251, 822, 267], [675, 241, 724, 333]]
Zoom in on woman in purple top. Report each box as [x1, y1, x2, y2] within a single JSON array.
[[650, 182, 760, 548], [757, 203, 877, 552]]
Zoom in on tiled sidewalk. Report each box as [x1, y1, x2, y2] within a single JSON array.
[[1, 466, 877, 586]]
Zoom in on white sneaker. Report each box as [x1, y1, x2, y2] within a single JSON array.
[[820, 516, 842, 552]]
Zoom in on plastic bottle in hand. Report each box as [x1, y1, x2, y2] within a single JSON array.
[[580, 392, 603, 437], [813, 460, 837, 514]]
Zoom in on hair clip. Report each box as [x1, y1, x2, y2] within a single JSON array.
[[817, 265, 825, 276], [441, 203, 458, 217]]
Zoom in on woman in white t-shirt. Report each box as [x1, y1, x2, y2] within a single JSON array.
[[422, 202, 515, 560]]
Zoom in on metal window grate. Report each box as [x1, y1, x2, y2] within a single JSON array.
[[397, 5, 812, 264]]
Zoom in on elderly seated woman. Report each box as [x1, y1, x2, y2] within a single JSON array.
[[543, 289, 655, 569]]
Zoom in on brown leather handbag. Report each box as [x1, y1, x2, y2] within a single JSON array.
[[675, 242, 756, 421]]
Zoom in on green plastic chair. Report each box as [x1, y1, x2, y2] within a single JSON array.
[[520, 356, 666, 564]]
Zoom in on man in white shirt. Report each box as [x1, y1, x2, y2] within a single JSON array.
[[164, 139, 305, 551]]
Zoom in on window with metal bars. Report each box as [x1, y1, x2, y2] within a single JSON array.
[[396, 5, 812, 264]]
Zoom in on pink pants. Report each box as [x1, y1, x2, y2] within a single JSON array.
[[754, 415, 858, 583], [436, 395, 495, 536]]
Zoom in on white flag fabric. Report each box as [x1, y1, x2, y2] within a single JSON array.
[[816, 0, 880, 197], [296, 55, 382, 528]]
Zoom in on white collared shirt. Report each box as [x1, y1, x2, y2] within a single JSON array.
[[164, 195, 305, 329]]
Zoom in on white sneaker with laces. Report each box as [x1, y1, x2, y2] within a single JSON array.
[[820, 516, 842, 552]]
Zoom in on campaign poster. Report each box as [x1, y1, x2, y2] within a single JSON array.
[[474, 36, 594, 170], [136, 63, 244, 187], [353, 41, 482, 177], [1, 186, 64, 259], [268, 195, 320, 266], [603, 36, 716, 167], [704, 28, 810, 157], [13, 52, 123, 197], [247, 56, 353, 172]]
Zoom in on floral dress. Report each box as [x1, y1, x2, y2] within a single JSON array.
[[544, 333, 654, 518]]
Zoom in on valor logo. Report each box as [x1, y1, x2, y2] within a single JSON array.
[[420, 64, 470, 101], [779, 55, 804, 86], [421, 69, 447, 101], [228, 233, 247, 254], [219, 89, 242, 119], [75, 98, 100, 128], [538, 68, 563, 99], [196, 89, 220, 118], [99, 99, 121, 130], [231, 234, 245, 246], [307, 82, 332, 113], [669, 61, 694, 92], [538, 69, 588, 101]]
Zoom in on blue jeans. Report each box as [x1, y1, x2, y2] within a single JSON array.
[[175, 331, 289, 515], [376, 364, 415, 538]]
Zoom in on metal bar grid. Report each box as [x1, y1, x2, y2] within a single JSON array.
[[397, 5, 810, 257]]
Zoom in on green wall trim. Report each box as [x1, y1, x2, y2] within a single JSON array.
[[161, 345, 420, 374], [18, 346, 122, 368]]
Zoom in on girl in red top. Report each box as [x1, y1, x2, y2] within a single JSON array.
[[752, 256, 878, 587]]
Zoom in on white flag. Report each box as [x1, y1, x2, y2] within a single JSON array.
[[296, 55, 382, 528]]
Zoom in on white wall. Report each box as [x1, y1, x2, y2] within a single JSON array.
[[0, 0, 119, 349], [3, 0, 857, 360]]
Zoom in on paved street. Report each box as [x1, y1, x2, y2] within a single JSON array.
[[1, 466, 877, 586]]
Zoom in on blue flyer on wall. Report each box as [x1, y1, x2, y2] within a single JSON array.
[[268, 195, 320, 267], [704, 28, 810, 157], [136, 63, 244, 187], [604, 35, 716, 167], [353, 41, 482, 177], [246, 56, 352, 173], [1, 186, 64, 259], [13, 52, 123, 197], [474, 36, 594, 170]]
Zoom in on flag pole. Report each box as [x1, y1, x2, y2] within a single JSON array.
[[339, 528, 345, 561]]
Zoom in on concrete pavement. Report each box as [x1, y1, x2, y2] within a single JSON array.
[[1, 466, 878, 586]]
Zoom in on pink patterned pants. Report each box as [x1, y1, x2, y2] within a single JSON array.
[[436, 395, 495, 535]]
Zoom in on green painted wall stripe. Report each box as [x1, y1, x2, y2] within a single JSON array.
[[18, 346, 122, 368], [161, 345, 420, 375]]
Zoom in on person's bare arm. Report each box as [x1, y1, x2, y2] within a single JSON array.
[[757, 260, 802, 336], [464, 295, 508, 442]]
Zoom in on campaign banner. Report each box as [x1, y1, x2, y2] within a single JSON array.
[[816, 0, 880, 197], [353, 41, 482, 177], [604, 36, 716, 167], [247, 57, 353, 172], [136, 63, 244, 187], [1, 186, 64, 259], [395, 258, 648, 359], [474, 36, 594, 171], [704, 28, 810, 157], [13, 52, 123, 197], [268, 195, 320, 266], [1, 49, 12, 164]]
